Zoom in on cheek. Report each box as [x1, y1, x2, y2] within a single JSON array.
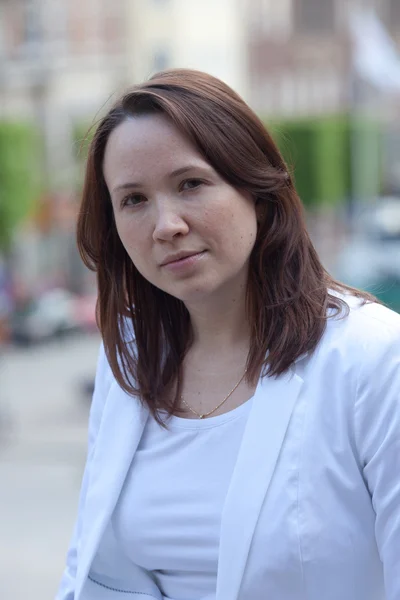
[[115, 218, 148, 264], [224, 209, 258, 255]]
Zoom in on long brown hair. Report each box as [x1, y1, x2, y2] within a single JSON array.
[[77, 68, 373, 418]]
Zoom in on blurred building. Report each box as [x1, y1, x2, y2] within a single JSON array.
[[0, 0, 128, 188], [126, 0, 248, 100], [0, 0, 130, 291], [247, 0, 400, 117], [1, 0, 400, 292], [2, 0, 400, 180]]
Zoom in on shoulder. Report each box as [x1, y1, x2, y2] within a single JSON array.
[[321, 294, 400, 363], [333, 300, 400, 477], [303, 296, 400, 449], [299, 295, 400, 386], [342, 294, 400, 334]]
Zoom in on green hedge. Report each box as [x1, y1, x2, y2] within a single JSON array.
[[73, 122, 94, 161], [72, 121, 96, 191], [267, 115, 382, 209], [0, 122, 40, 251]]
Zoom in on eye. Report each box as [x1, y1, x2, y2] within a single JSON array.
[[120, 193, 146, 208], [180, 178, 204, 192]]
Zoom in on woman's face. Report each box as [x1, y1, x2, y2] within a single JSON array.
[[103, 113, 258, 307]]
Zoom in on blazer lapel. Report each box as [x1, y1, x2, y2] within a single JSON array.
[[216, 368, 304, 600], [75, 382, 149, 599]]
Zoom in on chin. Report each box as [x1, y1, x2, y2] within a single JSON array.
[[170, 288, 212, 305], [167, 281, 224, 306]]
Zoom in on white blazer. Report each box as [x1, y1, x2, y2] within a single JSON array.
[[56, 297, 400, 600]]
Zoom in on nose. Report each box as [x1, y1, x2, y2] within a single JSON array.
[[152, 199, 189, 242]]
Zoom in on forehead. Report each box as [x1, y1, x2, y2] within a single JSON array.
[[103, 113, 207, 184]]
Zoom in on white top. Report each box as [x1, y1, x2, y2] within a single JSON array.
[[112, 398, 253, 600]]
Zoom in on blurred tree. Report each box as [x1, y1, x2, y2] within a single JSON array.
[[72, 121, 95, 191], [268, 115, 383, 210], [0, 122, 40, 253], [271, 120, 319, 208]]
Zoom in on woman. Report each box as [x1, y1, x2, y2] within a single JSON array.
[[57, 69, 400, 600]]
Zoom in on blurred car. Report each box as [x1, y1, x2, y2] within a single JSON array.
[[335, 196, 400, 312], [10, 288, 95, 346]]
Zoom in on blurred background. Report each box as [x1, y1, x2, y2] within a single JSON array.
[[1, 0, 400, 597]]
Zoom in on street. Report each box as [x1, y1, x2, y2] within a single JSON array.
[[0, 333, 101, 599]]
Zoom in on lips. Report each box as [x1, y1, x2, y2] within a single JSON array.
[[160, 251, 205, 266]]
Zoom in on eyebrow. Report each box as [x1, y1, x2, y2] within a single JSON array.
[[112, 164, 209, 193]]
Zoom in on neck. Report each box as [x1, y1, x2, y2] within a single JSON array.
[[185, 288, 251, 354]]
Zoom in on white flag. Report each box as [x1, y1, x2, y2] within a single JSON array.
[[349, 8, 400, 93]]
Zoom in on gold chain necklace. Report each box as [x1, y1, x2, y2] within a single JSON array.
[[181, 368, 248, 419]]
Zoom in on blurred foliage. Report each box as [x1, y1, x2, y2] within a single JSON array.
[[348, 117, 383, 200], [72, 121, 95, 191], [0, 122, 40, 252], [73, 122, 95, 161], [268, 115, 383, 209]]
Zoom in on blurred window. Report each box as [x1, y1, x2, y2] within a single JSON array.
[[1, 0, 46, 59], [0, 6, 5, 58], [67, 0, 125, 56], [389, 0, 400, 25], [258, 0, 292, 39], [4, 0, 44, 58], [280, 73, 296, 115], [101, 2, 126, 54], [22, 0, 42, 45], [294, 0, 336, 34], [153, 49, 170, 71], [41, 2, 68, 55]]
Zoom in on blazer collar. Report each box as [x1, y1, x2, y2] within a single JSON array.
[[75, 382, 149, 599], [216, 367, 304, 600]]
